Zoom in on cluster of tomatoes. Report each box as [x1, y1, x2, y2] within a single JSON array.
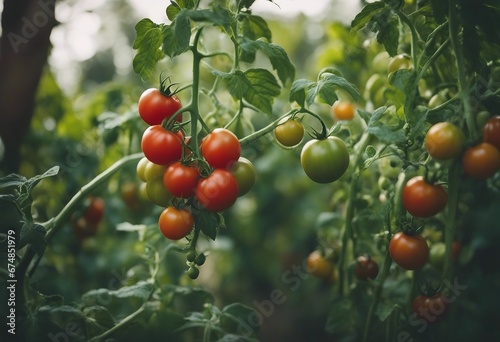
[[273, 104, 352, 184], [136, 86, 256, 277], [389, 115, 500, 273]]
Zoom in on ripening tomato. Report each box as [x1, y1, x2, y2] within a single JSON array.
[[332, 102, 356, 121], [412, 292, 447, 323], [138, 88, 182, 125], [402, 176, 448, 218], [482, 115, 500, 150], [163, 162, 200, 198], [83, 197, 105, 225], [158, 207, 193, 240], [462, 142, 500, 179], [354, 256, 379, 280], [300, 136, 350, 183], [195, 169, 239, 212], [306, 250, 333, 279], [425, 122, 464, 160], [389, 232, 429, 270], [146, 176, 173, 207], [201, 128, 241, 169], [141, 125, 183, 165], [143, 161, 167, 182], [274, 119, 304, 147], [229, 157, 256, 197]]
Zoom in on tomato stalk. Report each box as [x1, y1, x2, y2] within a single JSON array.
[[396, 10, 420, 71], [188, 28, 205, 158], [337, 131, 372, 296], [442, 160, 460, 280], [239, 109, 298, 146], [448, 0, 476, 140]]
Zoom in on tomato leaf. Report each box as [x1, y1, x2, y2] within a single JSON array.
[[351, 1, 386, 32], [239, 14, 273, 62], [162, 11, 192, 58], [133, 19, 166, 80], [239, 38, 295, 85], [289, 79, 315, 107], [359, 107, 406, 144], [166, 0, 196, 21], [194, 208, 221, 240], [19, 222, 46, 255], [317, 73, 361, 105], [325, 296, 358, 338], [373, 14, 399, 57], [215, 69, 280, 114]]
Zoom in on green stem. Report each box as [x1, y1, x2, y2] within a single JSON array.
[[189, 28, 204, 157], [239, 109, 297, 146], [418, 39, 450, 80], [361, 250, 392, 342], [442, 160, 460, 280], [337, 132, 372, 296], [224, 101, 244, 130], [448, 0, 476, 139], [397, 10, 420, 70]]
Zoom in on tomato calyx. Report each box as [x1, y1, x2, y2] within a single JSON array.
[[417, 278, 442, 298], [158, 74, 180, 97], [399, 217, 425, 236]]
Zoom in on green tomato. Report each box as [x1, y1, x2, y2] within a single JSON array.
[[428, 93, 447, 109], [300, 136, 350, 183], [429, 242, 446, 269], [372, 51, 390, 73], [378, 155, 403, 179], [146, 176, 173, 207], [230, 157, 256, 197], [364, 74, 385, 102], [388, 54, 413, 74]]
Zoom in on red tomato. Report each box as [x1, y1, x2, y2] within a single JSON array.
[[412, 292, 447, 323], [354, 256, 379, 280], [462, 142, 500, 179], [482, 115, 500, 150], [138, 88, 182, 125], [83, 197, 105, 225], [158, 207, 193, 240], [141, 125, 183, 165], [195, 169, 239, 212], [163, 162, 200, 198], [402, 176, 448, 218], [389, 232, 429, 270], [200, 128, 241, 169]]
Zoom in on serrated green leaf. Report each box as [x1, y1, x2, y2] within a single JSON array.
[[375, 14, 399, 56], [188, 7, 232, 28], [82, 281, 154, 308], [325, 296, 358, 337], [351, 1, 386, 31], [239, 14, 272, 62], [19, 222, 46, 255], [239, 38, 295, 85], [366, 107, 406, 144], [218, 69, 280, 114], [166, 2, 181, 21], [317, 73, 360, 105], [133, 19, 165, 79], [0, 173, 27, 190], [193, 208, 220, 240], [162, 11, 192, 58], [289, 79, 315, 107]]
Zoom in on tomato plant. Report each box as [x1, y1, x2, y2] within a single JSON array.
[[300, 136, 349, 183], [425, 122, 464, 160], [389, 232, 429, 270], [387, 54, 412, 73], [195, 169, 239, 212], [200, 128, 241, 169], [462, 142, 500, 179], [274, 119, 304, 147], [163, 161, 199, 198], [402, 176, 448, 218], [158, 206, 194, 240], [138, 87, 182, 125], [482, 115, 500, 150], [141, 125, 183, 165]]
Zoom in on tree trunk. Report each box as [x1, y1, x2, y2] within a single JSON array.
[[0, 0, 57, 174]]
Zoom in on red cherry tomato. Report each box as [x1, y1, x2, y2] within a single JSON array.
[[141, 125, 183, 165], [402, 176, 448, 218], [200, 128, 241, 169], [482, 115, 500, 150], [462, 142, 500, 179], [138, 88, 182, 125], [158, 207, 193, 240], [195, 169, 239, 212], [389, 232, 429, 270], [163, 162, 200, 198]]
